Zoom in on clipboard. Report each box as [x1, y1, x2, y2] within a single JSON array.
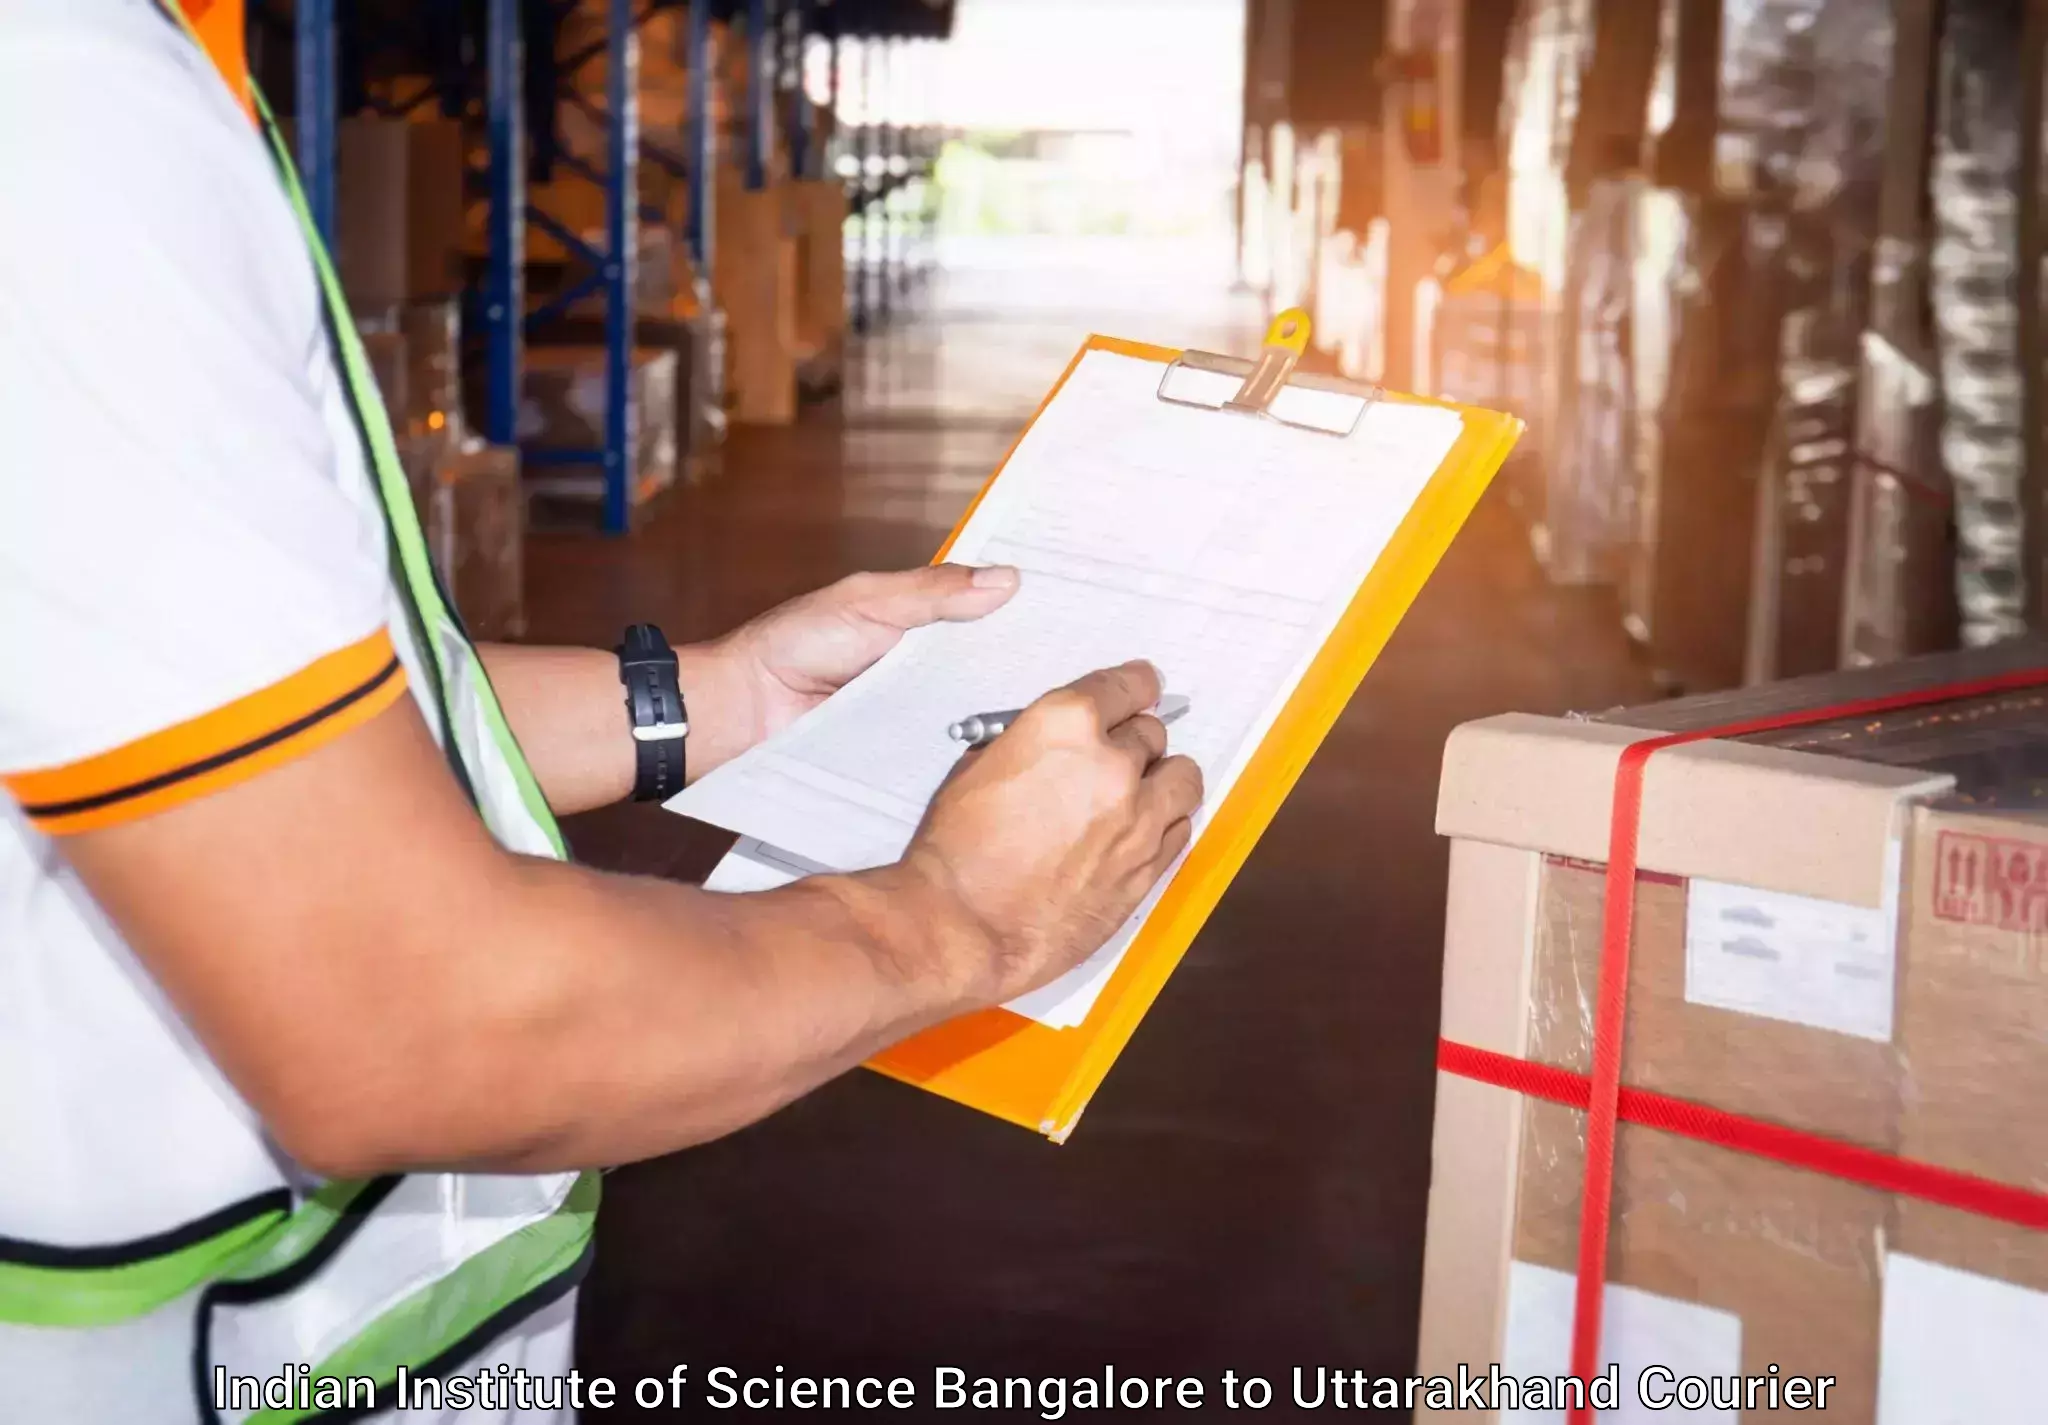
[[845, 311, 1524, 1141]]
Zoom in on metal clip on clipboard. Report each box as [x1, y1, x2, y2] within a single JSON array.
[[1154, 308, 1380, 437]]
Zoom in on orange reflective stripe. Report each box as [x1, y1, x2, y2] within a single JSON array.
[[171, 0, 254, 122], [5, 631, 408, 835]]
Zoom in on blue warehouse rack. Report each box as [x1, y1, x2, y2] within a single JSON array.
[[517, 0, 642, 534], [272, 0, 954, 534]]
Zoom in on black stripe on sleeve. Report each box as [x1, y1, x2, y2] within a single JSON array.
[[20, 657, 401, 820]]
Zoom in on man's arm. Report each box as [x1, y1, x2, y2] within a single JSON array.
[[61, 662, 1198, 1176], [475, 642, 737, 815], [477, 564, 1024, 816]]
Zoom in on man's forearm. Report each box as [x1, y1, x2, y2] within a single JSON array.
[[305, 854, 989, 1175], [71, 700, 993, 1179], [478, 642, 756, 814]]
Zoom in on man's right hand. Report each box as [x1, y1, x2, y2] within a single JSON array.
[[898, 660, 1205, 1006]]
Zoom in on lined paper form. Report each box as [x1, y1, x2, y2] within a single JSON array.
[[672, 349, 1465, 1029]]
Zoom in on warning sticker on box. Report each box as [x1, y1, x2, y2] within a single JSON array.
[[1682, 842, 1901, 1043], [1931, 830, 2048, 932]]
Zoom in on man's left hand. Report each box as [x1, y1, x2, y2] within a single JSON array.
[[709, 563, 1022, 754]]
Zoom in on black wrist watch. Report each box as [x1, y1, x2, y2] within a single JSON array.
[[616, 624, 687, 802]]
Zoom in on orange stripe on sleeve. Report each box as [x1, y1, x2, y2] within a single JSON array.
[[4, 630, 409, 836]]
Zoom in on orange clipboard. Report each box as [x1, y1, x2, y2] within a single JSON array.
[[863, 312, 1525, 1141]]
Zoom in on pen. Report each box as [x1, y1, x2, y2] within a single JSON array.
[[948, 694, 1191, 747]]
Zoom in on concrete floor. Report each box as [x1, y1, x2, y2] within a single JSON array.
[[527, 241, 1656, 1412]]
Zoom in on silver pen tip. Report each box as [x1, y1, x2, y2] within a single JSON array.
[[947, 721, 967, 741]]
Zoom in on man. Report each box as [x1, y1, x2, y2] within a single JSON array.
[[0, 1, 1202, 1419]]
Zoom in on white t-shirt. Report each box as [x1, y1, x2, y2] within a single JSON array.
[[0, 2, 573, 1419]]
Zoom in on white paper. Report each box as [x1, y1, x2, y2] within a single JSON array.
[[1683, 838, 1902, 1043], [1502, 1262, 1742, 1424], [671, 349, 1464, 1027], [1879, 1253, 2048, 1424], [700, 838, 820, 894]]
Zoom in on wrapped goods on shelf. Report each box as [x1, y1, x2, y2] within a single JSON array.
[[1417, 243, 1546, 424], [680, 299, 728, 485], [1319, 224, 1390, 383], [1841, 0, 1953, 668], [1747, 303, 1865, 681], [515, 345, 680, 512], [1501, 0, 1594, 294], [1499, 0, 1652, 581], [398, 437, 526, 642], [1422, 641, 2048, 1423], [361, 301, 465, 463], [1733, 0, 1896, 683], [1533, 172, 1642, 587], [1841, 331, 1955, 666], [1621, 192, 1779, 692], [400, 300, 464, 447], [1930, 0, 2029, 647]]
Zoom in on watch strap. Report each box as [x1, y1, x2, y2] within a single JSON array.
[[617, 624, 686, 802]]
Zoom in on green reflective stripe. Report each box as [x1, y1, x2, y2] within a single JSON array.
[[0, 1209, 285, 1329], [210, 1179, 382, 1288], [249, 88, 566, 857], [242, 1172, 600, 1425]]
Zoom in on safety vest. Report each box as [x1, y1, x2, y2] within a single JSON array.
[[1, 7, 599, 1419]]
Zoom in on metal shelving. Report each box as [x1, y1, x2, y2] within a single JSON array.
[[276, 0, 952, 532]]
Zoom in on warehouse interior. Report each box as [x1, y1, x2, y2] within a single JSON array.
[[190, 0, 2048, 1406]]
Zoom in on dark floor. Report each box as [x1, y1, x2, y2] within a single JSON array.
[[527, 243, 1656, 1417]]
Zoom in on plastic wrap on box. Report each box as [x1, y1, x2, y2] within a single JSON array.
[[1840, 0, 1952, 670], [1534, 174, 1641, 587], [1713, 0, 1833, 198], [1420, 244, 1546, 421], [517, 346, 680, 509], [1599, 634, 2048, 799], [682, 302, 728, 484], [1842, 329, 1956, 667], [1931, 0, 2029, 646], [1424, 642, 2048, 1416], [395, 435, 525, 640], [1513, 858, 1891, 1422], [399, 300, 463, 443], [431, 443, 525, 642], [1624, 192, 1783, 694], [1750, 318, 1861, 679], [1727, 0, 1896, 684], [1501, 0, 1594, 292]]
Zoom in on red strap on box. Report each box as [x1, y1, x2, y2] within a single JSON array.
[[1437, 664, 2048, 1425], [1436, 1039, 2048, 1230]]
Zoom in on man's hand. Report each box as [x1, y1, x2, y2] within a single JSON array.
[[477, 565, 1019, 816], [64, 656, 1201, 1175], [712, 564, 1021, 749], [889, 660, 1205, 1005]]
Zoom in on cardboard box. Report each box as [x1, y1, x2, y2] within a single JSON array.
[[714, 174, 798, 426], [1421, 641, 2048, 1421], [336, 118, 410, 311], [791, 179, 848, 353], [405, 118, 468, 301]]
